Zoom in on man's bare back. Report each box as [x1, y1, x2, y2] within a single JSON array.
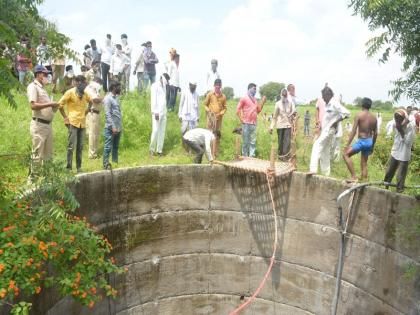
[[356, 110, 377, 138]]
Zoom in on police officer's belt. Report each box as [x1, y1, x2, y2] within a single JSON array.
[[32, 117, 51, 124]]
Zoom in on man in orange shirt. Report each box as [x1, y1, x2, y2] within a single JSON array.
[[203, 78, 226, 157]]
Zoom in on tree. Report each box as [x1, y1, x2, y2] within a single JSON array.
[[349, 0, 420, 104], [0, 0, 76, 106], [222, 87, 234, 100], [259, 82, 285, 101]]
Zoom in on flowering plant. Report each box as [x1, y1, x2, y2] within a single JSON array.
[[0, 162, 124, 314]]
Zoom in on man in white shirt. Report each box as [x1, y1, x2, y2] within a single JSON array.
[[36, 36, 52, 73], [384, 109, 416, 192], [206, 59, 220, 93], [150, 73, 170, 156], [133, 43, 146, 93], [179, 82, 199, 135], [309, 86, 350, 176], [120, 34, 132, 93], [101, 34, 114, 92], [165, 52, 180, 112], [110, 44, 130, 93], [85, 77, 103, 159], [183, 128, 218, 164]]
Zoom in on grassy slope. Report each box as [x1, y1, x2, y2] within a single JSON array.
[[0, 90, 418, 193]]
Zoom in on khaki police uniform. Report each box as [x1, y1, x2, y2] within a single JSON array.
[[27, 80, 55, 163]]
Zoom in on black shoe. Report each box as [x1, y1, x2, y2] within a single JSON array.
[[104, 163, 112, 170]]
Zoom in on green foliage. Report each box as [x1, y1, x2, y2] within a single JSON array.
[[0, 0, 76, 107], [349, 0, 420, 103], [353, 97, 394, 110], [0, 161, 125, 313], [259, 81, 285, 102], [222, 87, 234, 100]]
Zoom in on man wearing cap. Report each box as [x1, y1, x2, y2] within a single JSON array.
[[27, 65, 59, 167], [58, 75, 101, 172], [206, 59, 220, 93], [143, 41, 159, 89], [150, 73, 170, 156], [178, 82, 199, 135], [203, 78, 227, 157], [384, 109, 416, 192], [121, 34, 132, 93]]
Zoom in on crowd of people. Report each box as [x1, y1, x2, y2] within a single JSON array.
[[21, 34, 419, 192]]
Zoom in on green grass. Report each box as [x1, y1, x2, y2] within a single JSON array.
[[0, 90, 419, 195]]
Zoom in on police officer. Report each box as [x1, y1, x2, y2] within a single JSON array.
[[27, 65, 59, 165]]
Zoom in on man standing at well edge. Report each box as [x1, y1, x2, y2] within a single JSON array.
[[58, 75, 101, 173], [27, 65, 59, 167]]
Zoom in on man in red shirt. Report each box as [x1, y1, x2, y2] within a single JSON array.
[[236, 83, 266, 157]]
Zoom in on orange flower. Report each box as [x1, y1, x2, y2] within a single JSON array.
[[35, 286, 41, 294], [88, 301, 95, 309], [89, 287, 97, 295], [81, 292, 87, 298], [8, 280, 15, 289], [0, 288, 6, 298], [0, 264, 4, 273], [2, 225, 15, 232], [39, 241, 48, 251], [49, 242, 57, 247], [42, 251, 48, 258], [69, 235, 75, 242], [6, 242, 13, 247], [110, 257, 116, 264], [16, 203, 22, 208], [59, 248, 64, 254], [0, 249, 3, 254], [58, 200, 65, 207], [26, 259, 33, 267], [71, 290, 80, 296]]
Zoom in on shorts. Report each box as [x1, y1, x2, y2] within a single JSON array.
[[352, 138, 373, 156]]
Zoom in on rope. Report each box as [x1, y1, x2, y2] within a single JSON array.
[[228, 170, 278, 315]]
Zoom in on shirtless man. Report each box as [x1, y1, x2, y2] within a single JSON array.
[[343, 97, 377, 182]]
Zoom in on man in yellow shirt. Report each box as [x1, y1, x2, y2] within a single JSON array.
[[58, 75, 101, 172], [203, 78, 226, 157]]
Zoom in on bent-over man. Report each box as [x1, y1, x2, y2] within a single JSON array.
[[183, 128, 218, 164]]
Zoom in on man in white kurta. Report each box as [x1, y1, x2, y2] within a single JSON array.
[[178, 82, 199, 135], [309, 87, 350, 176], [150, 74, 170, 156], [85, 78, 103, 159]]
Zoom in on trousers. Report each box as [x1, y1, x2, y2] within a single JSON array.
[[150, 114, 167, 154], [67, 125, 85, 170], [384, 156, 409, 192], [310, 127, 336, 176], [242, 123, 257, 157]]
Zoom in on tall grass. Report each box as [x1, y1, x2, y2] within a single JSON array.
[[0, 89, 418, 194]]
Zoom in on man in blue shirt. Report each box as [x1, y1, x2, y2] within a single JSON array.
[[103, 81, 122, 169]]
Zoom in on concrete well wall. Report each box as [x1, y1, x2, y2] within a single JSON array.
[[32, 165, 419, 315]]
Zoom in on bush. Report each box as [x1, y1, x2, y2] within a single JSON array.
[[0, 161, 125, 314]]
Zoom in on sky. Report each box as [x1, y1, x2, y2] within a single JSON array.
[[39, 0, 409, 105]]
